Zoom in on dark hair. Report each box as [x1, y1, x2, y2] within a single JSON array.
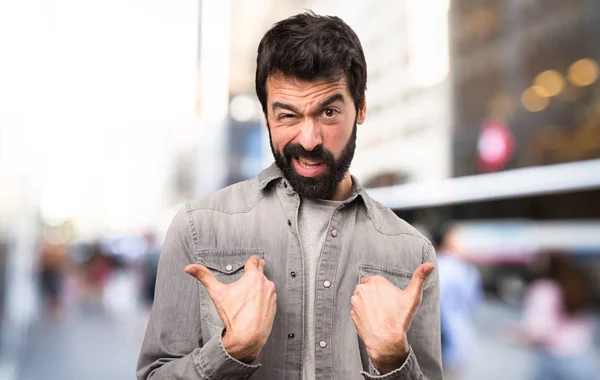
[[534, 251, 594, 315], [255, 11, 367, 115]]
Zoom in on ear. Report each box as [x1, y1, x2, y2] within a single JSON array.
[[357, 97, 367, 125]]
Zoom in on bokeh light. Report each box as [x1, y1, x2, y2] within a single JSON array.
[[521, 86, 550, 112], [533, 70, 565, 97], [568, 58, 599, 87]]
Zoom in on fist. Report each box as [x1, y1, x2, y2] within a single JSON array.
[[351, 263, 434, 374], [184, 255, 277, 363]]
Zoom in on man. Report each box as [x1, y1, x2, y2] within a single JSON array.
[[137, 12, 441, 380]]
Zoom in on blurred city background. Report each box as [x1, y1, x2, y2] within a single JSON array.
[[0, 0, 599, 379]]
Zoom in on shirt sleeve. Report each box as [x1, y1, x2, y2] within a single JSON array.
[[361, 346, 423, 380], [136, 207, 261, 380], [361, 243, 443, 380]]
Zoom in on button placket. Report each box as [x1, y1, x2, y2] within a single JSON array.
[[314, 208, 344, 378]]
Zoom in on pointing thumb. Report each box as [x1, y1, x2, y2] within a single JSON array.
[[408, 263, 435, 295], [185, 264, 220, 291]]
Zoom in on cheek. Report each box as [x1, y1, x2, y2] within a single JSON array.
[[270, 126, 297, 153], [324, 126, 350, 153]]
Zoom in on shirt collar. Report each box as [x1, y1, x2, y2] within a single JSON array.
[[257, 162, 375, 220]]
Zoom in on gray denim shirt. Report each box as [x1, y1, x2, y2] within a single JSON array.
[[137, 164, 442, 380]]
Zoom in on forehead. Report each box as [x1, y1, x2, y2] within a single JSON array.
[[266, 73, 351, 106]]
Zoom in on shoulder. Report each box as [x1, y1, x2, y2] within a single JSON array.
[[361, 195, 436, 263], [186, 177, 268, 216], [366, 196, 430, 242]]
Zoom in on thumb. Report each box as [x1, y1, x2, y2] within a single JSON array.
[[407, 263, 435, 296], [244, 255, 262, 273], [185, 264, 222, 292]]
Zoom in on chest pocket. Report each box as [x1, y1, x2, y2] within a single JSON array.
[[197, 249, 264, 327], [357, 264, 412, 290]]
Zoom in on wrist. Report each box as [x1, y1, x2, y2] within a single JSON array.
[[369, 339, 409, 374], [222, 331, 260, 363]]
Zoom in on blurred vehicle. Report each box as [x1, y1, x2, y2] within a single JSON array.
[[452, 220, 600, 307], [368, 160, 600, 307]]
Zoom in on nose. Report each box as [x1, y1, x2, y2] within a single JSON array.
[[297, 118, 322, 152]]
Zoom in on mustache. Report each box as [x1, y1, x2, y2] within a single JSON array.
[[283, 143, 335, 163]]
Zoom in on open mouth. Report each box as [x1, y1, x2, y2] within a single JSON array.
[[297, 157, 323, 167], [292, 157, 326, 177]]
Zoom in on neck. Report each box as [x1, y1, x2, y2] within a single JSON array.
[[328, 172, 353, 201]]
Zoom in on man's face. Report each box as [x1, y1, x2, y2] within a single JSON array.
[[265, 73, 366, 199]]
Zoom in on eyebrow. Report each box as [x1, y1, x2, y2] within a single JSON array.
[[317, 93, 345, 109], [272, 102, 301, 114]]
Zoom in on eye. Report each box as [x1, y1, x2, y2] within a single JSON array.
[[322, 108, 339, 118], [278, 113, 295, 120]]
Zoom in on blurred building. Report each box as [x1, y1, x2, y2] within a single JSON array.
[[450, 0, 600, 176]]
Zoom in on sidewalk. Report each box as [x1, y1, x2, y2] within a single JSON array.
[[15, 272, 149, 380]]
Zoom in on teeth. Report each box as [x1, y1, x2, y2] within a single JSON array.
[[299, 157, 320, 167]]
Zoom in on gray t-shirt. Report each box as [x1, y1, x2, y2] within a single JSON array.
[[298, 198, 342, 380]]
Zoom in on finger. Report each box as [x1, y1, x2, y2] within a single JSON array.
[[350, 309, 358, 324], [244, 255, 262, 273], [258, 258, 266, 272], [184, 264, 222, 292], [353, 283, 365, 297], [406, 263, 435, 296]]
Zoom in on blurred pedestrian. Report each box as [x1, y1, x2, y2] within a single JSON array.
[[38, 241, 68, 320], [84, 241, 114, 304], [521, 250, 599, 380], [432, 222, 482, 379]]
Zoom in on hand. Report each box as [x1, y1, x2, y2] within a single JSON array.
[[351, 263, 434, 374], [184, 255, 277, 363]]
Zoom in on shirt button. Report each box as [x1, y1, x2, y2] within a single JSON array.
[[319, 340, 327, 348], [225, 264, 233, 271], [290, 271, 297, 278], [288, 332, 295, 340], [323, 280, 331, 288], [331, 229, 338, 237], [287, 219, 292, 226]]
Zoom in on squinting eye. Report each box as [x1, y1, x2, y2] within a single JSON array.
[[279, 114, 295, 120]]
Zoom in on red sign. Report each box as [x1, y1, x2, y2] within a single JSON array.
[[477, 119, 514, 172]]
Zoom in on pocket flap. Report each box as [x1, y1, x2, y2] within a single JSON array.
[[198, 249, 264, 275], [358, 264, 412, 290]]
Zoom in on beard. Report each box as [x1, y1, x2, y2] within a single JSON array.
[[269, 120, 357, 200]]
